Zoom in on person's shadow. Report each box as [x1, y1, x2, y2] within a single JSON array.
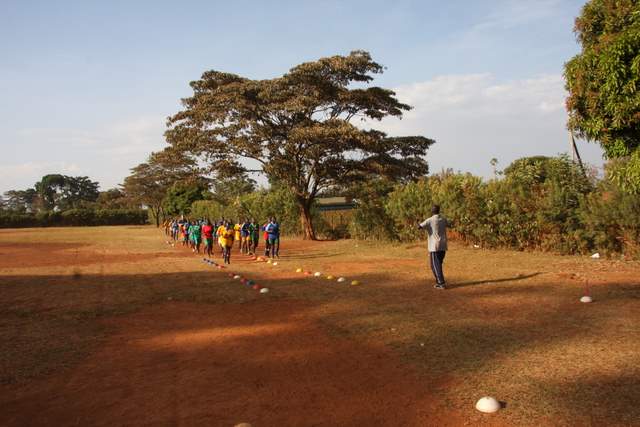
[[452, 272, 542, 288]]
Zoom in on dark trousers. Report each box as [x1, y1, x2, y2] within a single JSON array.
[[429, 251, 446, 285]]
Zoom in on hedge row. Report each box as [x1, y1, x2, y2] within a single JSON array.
[[0, 209, 148, 228]]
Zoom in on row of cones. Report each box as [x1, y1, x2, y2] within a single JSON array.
[[202, 258, 269, 293], [294, 268, 360, 286]]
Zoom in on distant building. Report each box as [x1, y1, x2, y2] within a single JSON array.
[[315, 197, 355, 212]]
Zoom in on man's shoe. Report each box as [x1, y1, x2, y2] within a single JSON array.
[[434, 284, 446, 290]]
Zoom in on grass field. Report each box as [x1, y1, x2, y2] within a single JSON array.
[[1, 226, 639, 426]]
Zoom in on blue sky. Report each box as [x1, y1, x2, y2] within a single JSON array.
[[0, 0, 602, 192]]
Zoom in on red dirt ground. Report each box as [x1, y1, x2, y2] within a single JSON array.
[[2, 301, 466, 427]]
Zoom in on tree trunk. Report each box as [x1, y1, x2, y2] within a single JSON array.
[[153, 206, 161, 227], [300, 201, 316, 240]]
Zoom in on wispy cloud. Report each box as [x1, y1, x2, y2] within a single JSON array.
[[471, 0, 562, 31], [3, 115, 167, 192], [367, 72, 602, 177], [0, 161, 82, 192]]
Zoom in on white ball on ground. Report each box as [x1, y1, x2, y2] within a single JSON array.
[[580, 295, 593, 303], [475, 396, 500, 413], [260, 288, 269, 294]]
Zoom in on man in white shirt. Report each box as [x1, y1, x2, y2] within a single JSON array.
[[417, 205, 448, 289]]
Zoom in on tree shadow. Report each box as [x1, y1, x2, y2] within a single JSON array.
[[451, 272, 542, 288]]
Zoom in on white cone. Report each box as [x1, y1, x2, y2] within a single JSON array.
[[260, 288, 269, 294], [580, 295, 593, 303], [233, 275, 241, 279], [591, 253, 600, 259], [337, 277, 346, 283], [314, 272, 322, 277], [475, 396, 500, 413]]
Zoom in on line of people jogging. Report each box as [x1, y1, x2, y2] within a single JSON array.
[[163, 217, 280, 264]]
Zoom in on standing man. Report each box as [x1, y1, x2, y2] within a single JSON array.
[[417, 205, 448, 289]]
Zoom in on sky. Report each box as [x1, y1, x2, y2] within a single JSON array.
[[0, 0, 603, 193]]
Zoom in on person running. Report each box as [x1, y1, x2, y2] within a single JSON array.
[[265, 217, 280, 258], [221, 221, 235, 264], [232, 221, 240, 252], [181, 220, 190, 247], [240, 219, 251, 254], [417, 204, 449, 289], [202, 219, 214, 258], [262, 221, 270, 257], [216, 220, 227, 254], [248, 219, 260, 255], [171, 220, 179, 241], [189, 221, 202, 254]]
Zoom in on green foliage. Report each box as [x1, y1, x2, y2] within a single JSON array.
[[564, 0, 640, 157], [0, 209, 148, 228], [348, 179, 396, 240], [3, 189, 38, 213], [189, 200, 234, 221], [581, 182, 640, 257], [34, 174, 99, 211], [96, 188, 130, 209], [236, 187, 302, 235], [606, 150, 640, 194], [163, 181, 209, 216]]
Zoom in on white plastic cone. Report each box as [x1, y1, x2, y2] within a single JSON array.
[[475, 396, 500, 413]]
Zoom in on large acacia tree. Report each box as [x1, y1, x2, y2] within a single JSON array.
[[166, 50, 434, 239], [564, 0, 640, 158]]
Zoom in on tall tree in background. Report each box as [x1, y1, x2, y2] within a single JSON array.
[[3, 189, 38, 213], [33, 174, 99, 211], [564, 0, 640, 158], [123, 150, 197, 226], [166, 50, 434, 239]]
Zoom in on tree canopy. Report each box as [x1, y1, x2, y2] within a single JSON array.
[[564, 0, 640, 158], [165, 50, 434, 239], [122, 150, 198, 226]]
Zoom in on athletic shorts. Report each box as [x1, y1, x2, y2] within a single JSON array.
[[192, 236, 201, 244], [268, 238, 279, 245], [204, 238, 213, 246]]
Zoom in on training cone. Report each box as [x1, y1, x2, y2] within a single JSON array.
[[337, 277, 346, 283], [304, 271, 312, 276], [260, 287, 269, 294], [580, 296, 593, 303], [296, 268, 303, 273], [326, 275, 334, 280], [475, 396, 501, 413], [351, 280, 360, 286], [234, 275, 241, 279], [314, 272, 322, 277], [252, 284, 260, 290], [272, 262, 278, 266]]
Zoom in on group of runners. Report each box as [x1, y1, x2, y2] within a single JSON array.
[[163, 217, 281, 264]]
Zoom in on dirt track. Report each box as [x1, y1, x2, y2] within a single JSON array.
[[2, 301, 462, 426], [1, 226, 639, 426]]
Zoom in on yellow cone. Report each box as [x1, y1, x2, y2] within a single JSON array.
[[351, 280, 360, 286], [326, 275, 334, 280], [296, 268, 303, 273]]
